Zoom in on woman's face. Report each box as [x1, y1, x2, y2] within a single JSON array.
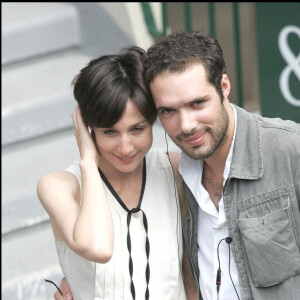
[[93, 100, 153, 173]]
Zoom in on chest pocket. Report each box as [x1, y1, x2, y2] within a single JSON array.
[[237, 191, 300, 287]]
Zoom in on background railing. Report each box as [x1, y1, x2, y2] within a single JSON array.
[[141, 2, 300, 122], [141, 2, 244, 108]]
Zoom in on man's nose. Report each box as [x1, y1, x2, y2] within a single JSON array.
[[179, 110, 197, 134]]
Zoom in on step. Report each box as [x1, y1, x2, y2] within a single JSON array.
[[2, 128, 80, 235], [2, 120, 179, 235], [2, 221, 63, 300], [2, 123, 180, 300], [2, 50, 91, 146], [2, 2, 80, 65]]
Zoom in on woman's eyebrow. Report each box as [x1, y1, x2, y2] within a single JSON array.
[[131, 120, 148, 127]]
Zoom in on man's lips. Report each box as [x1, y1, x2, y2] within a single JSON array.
[[180, 132, 207, 146]]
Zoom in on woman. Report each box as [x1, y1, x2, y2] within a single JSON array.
[[37, 46, 197, 299]]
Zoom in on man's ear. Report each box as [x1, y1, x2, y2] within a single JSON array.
[[221, 74, 231, 98]]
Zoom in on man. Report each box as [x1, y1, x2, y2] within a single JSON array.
[[55, 31, 300, 299], [144, 31, 300, 300]]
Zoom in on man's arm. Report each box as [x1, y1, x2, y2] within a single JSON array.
[[54, 277, 73, 300], [182, 242, 199, 299], [167, 152, 198, 298]]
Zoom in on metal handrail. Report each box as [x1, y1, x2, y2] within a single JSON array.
[[141, 2, 244, 108], [141, 2, 167, 38], [233, 3, 244, 108], [208, 2, 216, 38]]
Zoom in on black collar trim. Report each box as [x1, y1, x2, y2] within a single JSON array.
[[98, 158, 146, 212]]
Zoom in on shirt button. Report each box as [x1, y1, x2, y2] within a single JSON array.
[[261, 219, 265, 225]]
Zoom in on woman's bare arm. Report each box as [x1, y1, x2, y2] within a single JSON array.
[[37, 106, 114, 263]]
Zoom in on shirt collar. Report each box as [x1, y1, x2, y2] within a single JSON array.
[[230, 104, 263, 180]]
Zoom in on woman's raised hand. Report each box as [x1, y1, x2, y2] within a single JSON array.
[[72, 106, 99, 164]]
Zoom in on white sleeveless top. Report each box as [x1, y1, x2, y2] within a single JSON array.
[[55, 149, 186, 300]]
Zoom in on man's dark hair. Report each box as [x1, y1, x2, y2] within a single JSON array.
[[144, 31, 227, 100], [72, 46, 157, 128]]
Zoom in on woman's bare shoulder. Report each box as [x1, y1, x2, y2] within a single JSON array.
[[37, 170, 80, 207], [37, 170, 78, 191]]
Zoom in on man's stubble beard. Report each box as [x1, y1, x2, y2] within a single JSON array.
[[172, 104, 229, 160]]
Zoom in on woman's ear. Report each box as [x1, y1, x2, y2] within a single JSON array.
[[91, 129, 96, 142], [91, 129, 101, 155]]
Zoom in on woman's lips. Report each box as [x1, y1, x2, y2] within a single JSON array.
[[181, 132, 207, 146], [115, 153, 138, 163]]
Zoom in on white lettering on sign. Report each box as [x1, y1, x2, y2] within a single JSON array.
[[278, 25, 300, 107]]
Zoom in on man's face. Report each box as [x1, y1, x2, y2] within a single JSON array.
[[150, 64, 231, 160]]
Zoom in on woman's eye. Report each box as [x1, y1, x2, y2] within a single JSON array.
[[104, 130, 115, 135], [132, 127, 144, 133]]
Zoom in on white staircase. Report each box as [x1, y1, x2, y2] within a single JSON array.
[[2, 3, 178, 299], [2, 3, 90, 299]]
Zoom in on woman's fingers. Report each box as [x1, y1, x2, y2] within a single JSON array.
[[73, 106, 89, 135], [71, 106, 79, 130], [71, 106, 98, 162]]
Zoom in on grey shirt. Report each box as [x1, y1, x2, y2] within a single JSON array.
[[182, 104, 300, 300]]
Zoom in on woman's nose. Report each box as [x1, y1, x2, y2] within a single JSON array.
[[118, 136, 134, 156]]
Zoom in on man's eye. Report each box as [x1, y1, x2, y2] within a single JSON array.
[[160, 109, 174, 115], [192, 100, 204, 106]]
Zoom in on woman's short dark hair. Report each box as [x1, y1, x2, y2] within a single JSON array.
[[144, 31, 227, 101], [72, 46, 157, 128]]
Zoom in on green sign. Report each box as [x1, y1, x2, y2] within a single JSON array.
[[256, 2, 300, 122]]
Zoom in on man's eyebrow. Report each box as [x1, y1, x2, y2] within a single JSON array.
[[187, 96, 209, 104], [156, 96, 209, 111], [156, 105, 174, 111]]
